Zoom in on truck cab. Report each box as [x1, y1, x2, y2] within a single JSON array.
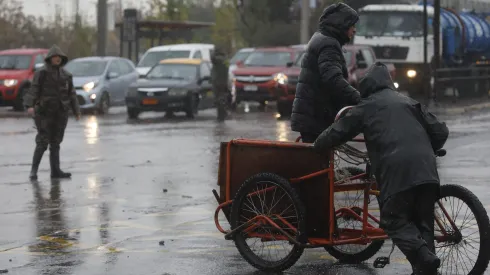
[[354, 5, 435, 99]]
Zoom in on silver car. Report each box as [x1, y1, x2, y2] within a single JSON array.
[[64, 56, 138, 114]]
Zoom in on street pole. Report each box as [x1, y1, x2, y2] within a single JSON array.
[[300, 0, 310, 44], [97, 0, 108, 56], [423, 0, 428, 102], [432, 0, 441, 105]]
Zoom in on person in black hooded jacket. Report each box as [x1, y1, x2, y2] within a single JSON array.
[[313, 62, 449, 275], [291, 2, 361, 142]]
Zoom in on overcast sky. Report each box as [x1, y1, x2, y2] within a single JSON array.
[[20, 0, 146, 24]]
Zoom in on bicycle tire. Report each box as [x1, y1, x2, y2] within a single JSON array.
[[231, 173, 306, 272], [437, 184, 490, 275]]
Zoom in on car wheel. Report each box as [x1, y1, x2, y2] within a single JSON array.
[[127, 107, 140, 119], [13, 86, 29, 112], [97, 93, 110, 115], [185, 95, 199, 118]]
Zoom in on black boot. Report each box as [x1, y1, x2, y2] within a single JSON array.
[[30, 146, 45, 180], [414, 246, 440, 275], [50, 147, 71, 179]]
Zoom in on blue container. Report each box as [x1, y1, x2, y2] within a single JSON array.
[[418, 3, 490, 54]]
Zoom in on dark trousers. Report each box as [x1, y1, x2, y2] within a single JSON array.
[[34, 110, 68, 152], [300, 132, 320, 143], [380, 184, 439, 265]]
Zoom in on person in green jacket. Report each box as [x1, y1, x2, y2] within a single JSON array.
[[211, 47, 229, 121], [23, 45, 81, 180]]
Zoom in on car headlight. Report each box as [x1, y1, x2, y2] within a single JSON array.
[[394, 82, 399, 89], [83, 81, 98, 92], [168, 88, 188, 96], [407, 70, 416, 78], [3, 79, 18, 87], [273, 73, 288, 85]]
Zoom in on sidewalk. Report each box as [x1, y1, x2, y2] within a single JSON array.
[[429, 98, 490, 116]]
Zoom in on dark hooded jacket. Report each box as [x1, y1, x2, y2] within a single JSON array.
[[23, 45, 80, 116], [291, 3, 361, 135], [211, 49, 229, 91], [313, 62, 449, 203]]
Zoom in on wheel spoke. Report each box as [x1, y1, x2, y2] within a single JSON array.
[[436, 187, 485, 275]]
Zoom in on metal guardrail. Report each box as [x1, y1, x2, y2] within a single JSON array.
[[433, 66, 490, 99]]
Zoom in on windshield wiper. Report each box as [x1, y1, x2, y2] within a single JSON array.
[[1, 64, 16, 70]]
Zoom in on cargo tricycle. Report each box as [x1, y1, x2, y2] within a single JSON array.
[[212, 106, 490, 274]]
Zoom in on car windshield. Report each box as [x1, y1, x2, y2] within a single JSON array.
[[230, 51, 253, 64], [137, 50, 191, 67], [244, 51, 292, 67], [146, 64, 197, 80], [357, 11, 431, 37], [0, 55, 32, 70], [294, 51, 352, 66], [65, 60, 108, 77]]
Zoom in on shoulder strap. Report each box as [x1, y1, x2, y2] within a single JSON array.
[[38, 69, 46, 96]]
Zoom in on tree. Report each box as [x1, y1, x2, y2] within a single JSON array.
[[212, 0, 244, 55], [146, 0, 189, 21], [0, 0, 95, 57], [237, 0, 300, 47]]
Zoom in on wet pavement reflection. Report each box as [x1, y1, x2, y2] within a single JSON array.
[[0, 105, 489, 275]]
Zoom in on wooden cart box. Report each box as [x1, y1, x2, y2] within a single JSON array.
[[217, 140, 332, 238]]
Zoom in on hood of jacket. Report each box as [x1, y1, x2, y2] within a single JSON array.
[[44, 45, 68, 67], [359, 62, 397, 98], [318, 3, 359, 45]]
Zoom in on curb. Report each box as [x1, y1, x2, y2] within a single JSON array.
[[430, 102, 490, 116]]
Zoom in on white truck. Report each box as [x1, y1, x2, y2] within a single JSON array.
[[354, 3, 490, 99]]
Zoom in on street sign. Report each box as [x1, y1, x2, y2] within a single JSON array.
[[122, 9, 137, 42]]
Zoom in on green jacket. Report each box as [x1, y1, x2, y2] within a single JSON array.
[[211, 55, 229, 90], [23, 45, 80, 115]]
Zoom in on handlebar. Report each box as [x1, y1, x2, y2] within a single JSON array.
[[334, 106, 354, 122]]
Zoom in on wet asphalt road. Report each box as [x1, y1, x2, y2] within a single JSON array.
[[0, 105, 489, 275]]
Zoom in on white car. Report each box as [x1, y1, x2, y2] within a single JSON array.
[[136, 43, 214, 76]]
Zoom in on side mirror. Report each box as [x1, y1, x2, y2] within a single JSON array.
[[34, 63, 44, 71], [139, 74, 146, 79], [286, 61, 294, 68], [236, 60, 244, 67], [356, 60, 368, 69], [199, 76, 211, 84], [107, 72, 119, 79]]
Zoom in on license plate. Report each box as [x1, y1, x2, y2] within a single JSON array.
[[244, 85, 258, 91], [142, 98, 158, 105]]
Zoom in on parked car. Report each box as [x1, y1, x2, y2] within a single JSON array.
[[276, 44, 397, 118], [136, 44, 214, 77], [231, 47, 302, 108], [228, 48, 255, 108], [125, 58, 214, 119], [64, 56, 138, 114], [0, 48, 48, 111]]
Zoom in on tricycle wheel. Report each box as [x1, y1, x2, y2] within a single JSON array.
[[435, 184, 490, 275], [231, 173, 306, 272], [324, 166, 384, 263]]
